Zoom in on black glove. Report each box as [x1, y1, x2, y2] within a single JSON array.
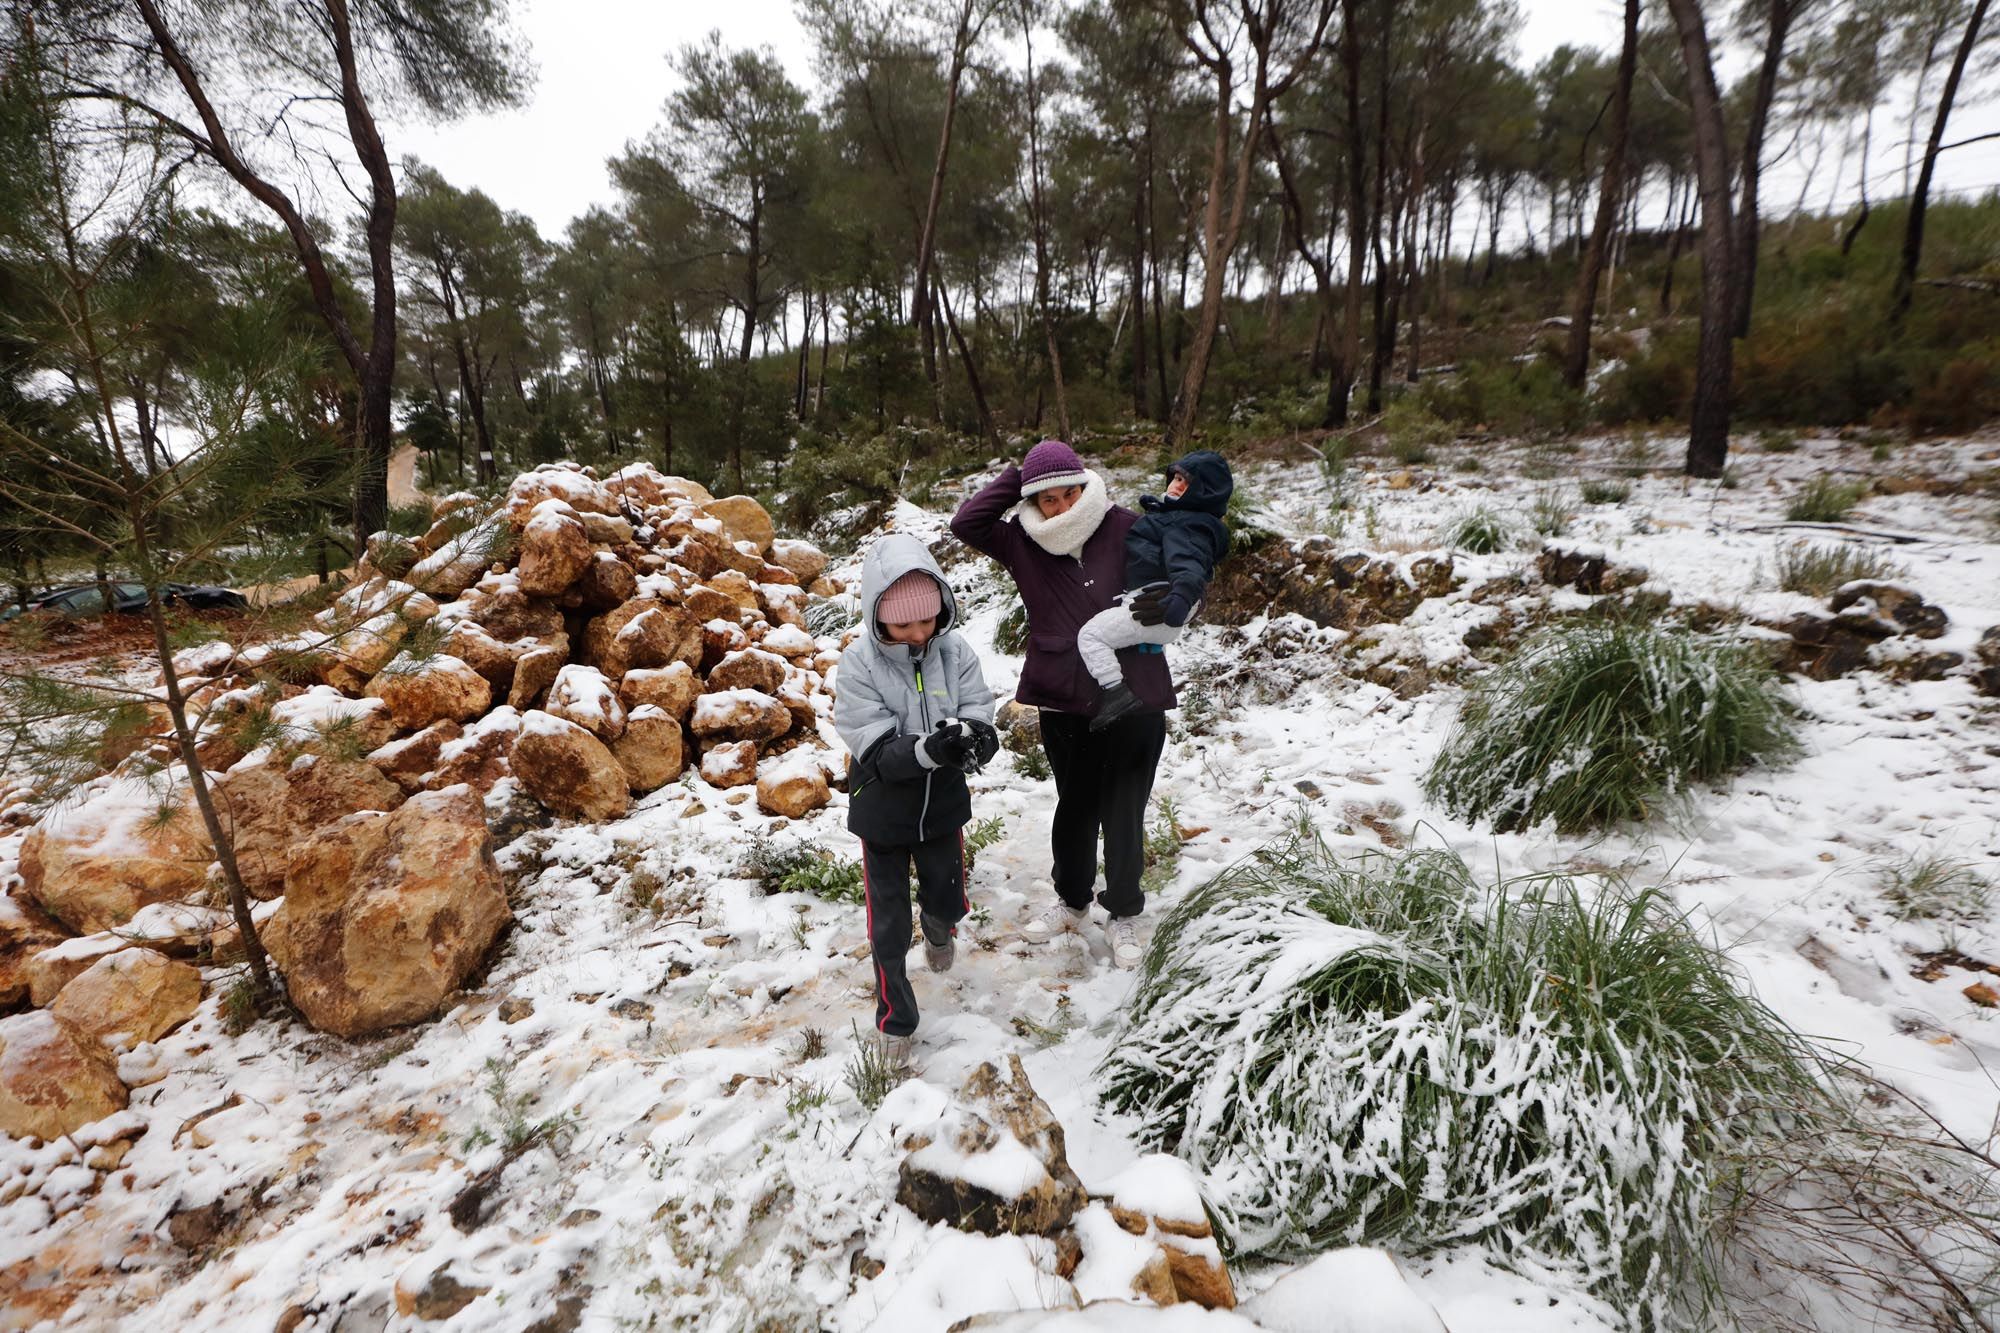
[[1128, 581, 1173, 627], [964, 719, 1000, 771], [918, 719, 977, 770]]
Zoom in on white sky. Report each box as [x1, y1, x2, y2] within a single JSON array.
[[389, 0, 1999, 245]]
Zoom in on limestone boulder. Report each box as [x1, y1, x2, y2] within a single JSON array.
[[699, 740, 758, 789], [48, 949, 202, 1050], [612, 706, 687, 792], [546, 665, 627, 741], [0, 1011, 127, 1141], [897, 1055, 1087, 1236], [409, 515, 506, 599], [690, 689, 791, 743], [759, 624, 819, 661], [712, 540, 767, 578], [709, 647, 788, 696], [269, 688, 399, 757], [583, 598, 702, 677], [575, 551, 639, 612], [511, 712, 631, 821], [503, 465, 616, 523], [442, 620, 526, 696], [755, 748, 831, 819], [215, 754, 405, 898], [663, 537, 719, 580], [0, 894, 67, 1008], [467, 586, 565, 641], [684, 584, 741, 625], [757, 560, 800, 587], [368, 720, 464, 794], [424, 708, 522, 796], [701, 619, 750, 672], [604, 462, 711, 509], [507, 645, 565, 711], [767, 538, 828, 586], [708, 570, 761, 613], [579, 512, 635, 546], [364, 530, 421, 580], [758, 582, 807, 628], [26, 933, 139, 1006], [365, 654, 492, 730], [515, 501, 595, 599], [619, 662, 699, 720], [703, 495, 775, 553], [20, 776, 214, 934], [1828, 581, 1949, 640], [272, 786, 510, 1038], [1105, 1154, 1236, 1309]]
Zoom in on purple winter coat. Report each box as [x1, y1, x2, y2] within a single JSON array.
[[950, 464, 1177, 716]]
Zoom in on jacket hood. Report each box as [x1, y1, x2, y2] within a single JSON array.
[[1144, 449, 1233, 518], [859, 532, 958, 647]]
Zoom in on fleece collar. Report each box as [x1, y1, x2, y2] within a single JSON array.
[[1012, 469, 1110, 559]]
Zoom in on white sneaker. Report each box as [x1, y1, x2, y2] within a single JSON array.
[[1020, 899, 1089, 944], [875, 1032, 915, 1076], [1106, 916, 1143, 970]]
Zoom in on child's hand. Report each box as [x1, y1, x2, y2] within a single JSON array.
[[918, 719, 978, 770], [964, 719, 1000, 770], [1129, 581, 1172, 626]]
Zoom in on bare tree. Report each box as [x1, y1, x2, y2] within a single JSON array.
[[1890, 0, 1991, 325], [1665, 0, 1737, 478], [1564, 0, 1639, 390]]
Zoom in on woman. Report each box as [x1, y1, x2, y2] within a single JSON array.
[[950, 439, 1173, 969]]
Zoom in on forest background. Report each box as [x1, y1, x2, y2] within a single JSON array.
[[4, 0, 1999, 599]]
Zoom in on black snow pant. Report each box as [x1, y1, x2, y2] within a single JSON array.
[[861, 833, 967, 1037], [1039, 708, 1167, 921]]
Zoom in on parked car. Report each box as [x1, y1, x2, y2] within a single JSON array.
[[0, 581, 247, 622]]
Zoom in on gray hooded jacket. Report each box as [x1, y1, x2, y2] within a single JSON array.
[[833, 532, 995, 844]]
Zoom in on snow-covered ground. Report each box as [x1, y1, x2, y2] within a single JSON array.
[[3, 430, 1998, 1331]]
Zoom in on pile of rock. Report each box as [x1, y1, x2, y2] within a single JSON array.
[[1, 463, 850, 1081], [1204, 535, 1458, 631]]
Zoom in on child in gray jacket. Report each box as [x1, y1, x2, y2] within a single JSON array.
[[832, 532, 999, 1070]]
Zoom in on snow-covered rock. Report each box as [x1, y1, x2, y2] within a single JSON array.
[[0, 1011, 127, 1141], [895, 1055, 1087, 1237], [755, 746, 831, 819], [47, 948, 201, 1050], [19, 774, 213, 934], [364, 653, 492, 729], [511, 711, 630, 821]]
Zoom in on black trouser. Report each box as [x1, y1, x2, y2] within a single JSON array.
[[1040, 708, 1167, 920], [860, 833, 966, 1037]]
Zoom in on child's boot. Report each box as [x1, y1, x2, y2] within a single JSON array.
[[1090, 682, 1142, 732], [920, 913, 955, 973]]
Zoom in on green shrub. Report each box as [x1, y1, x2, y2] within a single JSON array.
[[1581, 479, 1630, 505], [1417, 357, 1585, 438], [1381, 398, 1454, 464], [1876, 850, 1992, 922], [1772, 542, 1908, 596], [1530, 486, 1577, 537], [1099, 839, 1825, 1328], [1441, 506, 1510, 554], [1785, 475, 1869, 522], [995, 597, 1028, 655], [743, 837, 863, 904], [1424, 621, 1798, 832], [1226, 487, 1280, 556], [1757, 428, 1801, 454]]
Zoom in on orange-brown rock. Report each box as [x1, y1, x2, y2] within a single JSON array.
[[467, 586, 565, 641], [661, 537, 719, 580], [272, 787, 511, 1038], [409, 516, 507, 599], [583, 598, 702, 677], [604, 463, 712, 508], [575, 551, 639, 612], [515, 502, 595, 598], [757, 561, 800, 586], [511, 711, 631, 821], [612, 706, 687, 792], [507, 645, 564, 711], [20, 776, 214, 934], [699, 740, 758, 788], [689, 689, 792, 743], [368, 720, 465, 794], [215, 755, 405, 898], [502, 465, 616, 523], [708, 569, 761, 613], [708, 647, 787, 696], [755, 749, 831, 818], [777, 683, 818, 736], [712, 541, 766, 577], [896, 1056, 1087, 1236], [545, 665, 627, 741], [758, 582, 807, 628], [578, 512, 635, 546], [618, 662, 699, 720], [768, 538, 828, 586], [701, 619, 750, 672], [0, 1011, 127, 1140], [0, 894, 67, 1008], [703, 495, 775, 553], [26, 933, 139, 1006], [424, 708, 522, 796], [268, 689, 400, 757], [364, 654, 492, 730], [683, 584, 741, 624], [48, 949, 202, 1049]]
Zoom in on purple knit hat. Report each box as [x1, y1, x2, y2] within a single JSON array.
[[877, 570, 941, 624], [1019, 439, 1089, 497]]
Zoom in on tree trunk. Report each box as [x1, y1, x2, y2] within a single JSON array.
[[1840, 108, 1874, 256], [1890, 0, 1990, 326], [1264, 106, 1343, 425], [1665, 0, 1737, 478], [1019, 0, 1071, 440], [936, 278, 994, 440], [911, 0, 981, 389], [1729, 0, 1795, 338], [1564, 0, 1638, 390], [1335, 0, 1368, 426]]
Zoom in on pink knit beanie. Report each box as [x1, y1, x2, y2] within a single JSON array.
[[1019, 439, 1089, 496], [877, 570, 942, 624]]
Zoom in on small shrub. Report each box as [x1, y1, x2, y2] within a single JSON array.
[[1013, 746, 1053, 782], [743, 837, 863, 904], [994, 597, 1028, 655], [1226, 488, 1279, 556], [790, 1027, 828, 1062], [844, 1023, 902, 1109], [1099, 840, 1827, 1327], [1580, 479, 1630, 505], [1140, 794, 1183, 892], [1530, 486, 1577, 537], [964, 814, 1006, 873], [1757, 428, 1801, 454], [1876, 850, 1992, 922], [1441, 506, 1510, 554], [1424, 621, 1799, 832], [1772, 542, 1908, 596], [1785, 475, 1869, 523], [1381, 398, 1453, 464]]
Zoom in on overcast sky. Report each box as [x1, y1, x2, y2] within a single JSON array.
[[389, 0, 1999, 245]]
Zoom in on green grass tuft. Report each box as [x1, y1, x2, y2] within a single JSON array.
[[1785, 475, 1869, 523], [1424, 621, 1799, 833], [1098, 840, 1828, 1328], [1580, 479, 1631, 505], [1441, 506, 1510, 554], [1772, 542, 1909, 597]]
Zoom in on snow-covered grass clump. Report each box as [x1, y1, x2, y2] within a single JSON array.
[[1099, 840, 1827, 1330], [1424, 620, 1798, 833]]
